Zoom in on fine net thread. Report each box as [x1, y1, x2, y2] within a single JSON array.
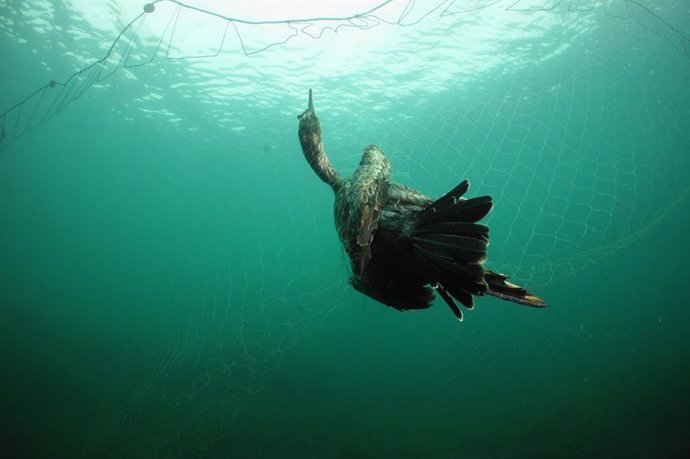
[[1, 0, 688, 150], [1, 1, 689, 457]]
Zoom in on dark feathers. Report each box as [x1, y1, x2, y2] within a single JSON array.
[[297, 91, 546, 321]]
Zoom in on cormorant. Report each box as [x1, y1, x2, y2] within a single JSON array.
[[297, 90, 546, 321]]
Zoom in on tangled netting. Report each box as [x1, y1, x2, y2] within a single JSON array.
[[1, 1, 689, 457], [1, 0, 688, 150]]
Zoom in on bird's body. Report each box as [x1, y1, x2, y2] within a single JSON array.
[[297, 90, 545, 320]]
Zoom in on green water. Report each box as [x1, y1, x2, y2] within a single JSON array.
[[1, 2, 689, 458]]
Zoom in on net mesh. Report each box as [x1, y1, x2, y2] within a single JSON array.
[[1, 1, 689, 457]]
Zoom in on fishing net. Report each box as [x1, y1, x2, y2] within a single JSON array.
[[1, 1, 689, 456]]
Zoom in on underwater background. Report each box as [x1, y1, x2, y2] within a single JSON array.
[[1, 1, 689, 458]]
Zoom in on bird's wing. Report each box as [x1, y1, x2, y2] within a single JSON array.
[[353, 178, 389, 277]]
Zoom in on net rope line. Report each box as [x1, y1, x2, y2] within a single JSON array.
[[0, 0, 688, 152], [2, 3, 689, 456]]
